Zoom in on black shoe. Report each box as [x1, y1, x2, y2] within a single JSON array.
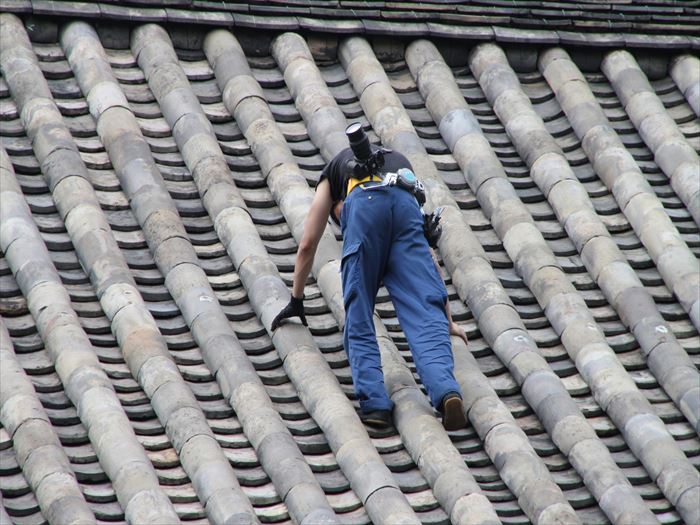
[[359, 409, 393, 429], [442, 393, 466, 431]]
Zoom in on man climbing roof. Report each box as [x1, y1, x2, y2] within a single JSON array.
[[272, 123, 467, 431]]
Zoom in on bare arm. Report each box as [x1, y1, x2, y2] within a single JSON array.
[[430, 248, 468, 345], [291, 178, 333, 298]]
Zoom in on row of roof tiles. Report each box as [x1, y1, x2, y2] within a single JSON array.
[[3, 10, 692, 516], [2, 1, 700, 49], [339, 32, 698, 522]]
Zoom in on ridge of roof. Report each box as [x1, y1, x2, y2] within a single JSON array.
[[1, 0, 699, 50]]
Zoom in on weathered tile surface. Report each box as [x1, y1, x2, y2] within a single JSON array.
[[2, 0, 700, 44], [0, 8, 699, 525], [0, 319, 95, 525], [602, 50, 700, 227]]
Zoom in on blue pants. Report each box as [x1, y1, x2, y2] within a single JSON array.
[[340, 183, 462, 413]]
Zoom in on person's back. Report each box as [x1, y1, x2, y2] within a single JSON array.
[[320, 145, 413, 225]]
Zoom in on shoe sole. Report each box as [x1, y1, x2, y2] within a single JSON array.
[[443, 396, 467, 431], [360, 416, 392, 428], [359, 410, 393, 428], [361, 417, 392, 428]]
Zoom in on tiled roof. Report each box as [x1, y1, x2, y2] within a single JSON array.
[[2, 0, 700, 48], [0, 9, 699, 525]]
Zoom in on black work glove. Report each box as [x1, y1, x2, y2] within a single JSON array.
[[271, 295, 307, 330], [423, 207, 443, 249]]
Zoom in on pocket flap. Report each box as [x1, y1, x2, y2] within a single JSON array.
[[341, 240, 361, 261]]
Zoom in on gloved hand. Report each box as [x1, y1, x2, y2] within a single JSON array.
[[271, 295, 307, 330], [423, 207, 443, 249]]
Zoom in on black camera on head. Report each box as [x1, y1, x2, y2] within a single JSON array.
[[346, 123, 386, 179]]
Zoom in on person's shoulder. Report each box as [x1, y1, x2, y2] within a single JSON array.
[[385, 149, 409, 162], [322, 148, 351, 176], [383, 149, 412, 170], [334, 147, 354, 162]]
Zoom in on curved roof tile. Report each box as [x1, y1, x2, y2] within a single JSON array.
[[669, 54, 700, 117], [0, 12, 248, 524], [60, 19, 328, 525], [0, 140, 179, 522], [406, 38, 660, 525], [602, 50, 700, 227], [469, 43, 699, 523], [0, 318, 95, 525], [539, 47, 700, 430]]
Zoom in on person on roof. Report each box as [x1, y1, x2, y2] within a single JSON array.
[[271, 123, 467, 431]]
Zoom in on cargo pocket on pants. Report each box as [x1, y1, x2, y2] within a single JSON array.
[[341, 241, 362, 303]]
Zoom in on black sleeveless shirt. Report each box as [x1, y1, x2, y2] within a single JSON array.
[[319, 147, 414, 203]]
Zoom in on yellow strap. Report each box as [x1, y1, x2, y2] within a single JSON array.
[[346, 175, 375, 196]]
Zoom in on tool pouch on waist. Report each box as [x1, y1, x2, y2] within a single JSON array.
[[392, 168, 426, 205]]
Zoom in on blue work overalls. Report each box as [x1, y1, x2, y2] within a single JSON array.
[[340, 182, 462, 413]]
